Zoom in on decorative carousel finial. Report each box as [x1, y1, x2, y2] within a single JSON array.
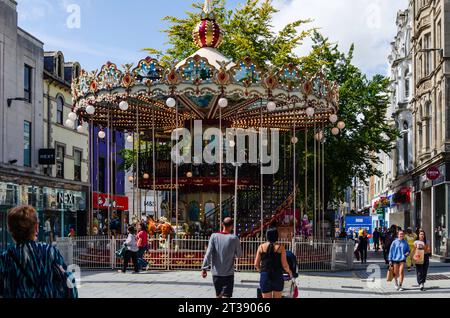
[[203, 0, 213, 15], [193, 0, 223, 49]]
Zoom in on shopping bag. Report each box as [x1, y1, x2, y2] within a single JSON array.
[[386, 265, 395, 282], [354, 250, 360, 261], [413, 249, 425, 265], [115, 245, 127, 258]]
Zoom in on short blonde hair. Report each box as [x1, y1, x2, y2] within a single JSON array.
[[7, 205, 38, 243]]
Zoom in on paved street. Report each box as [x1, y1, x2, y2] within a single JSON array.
[[78, 264, 450, 298]]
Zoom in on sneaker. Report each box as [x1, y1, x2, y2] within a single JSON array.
[[420, 284, 425, 291], [398, 285, 404, 292], [394, 279, 399, 289], [118, 270, 125, 274]]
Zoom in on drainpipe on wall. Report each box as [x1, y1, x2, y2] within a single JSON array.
[[46, 79, 54, 176]]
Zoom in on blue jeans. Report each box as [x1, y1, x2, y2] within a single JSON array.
[[137, 246, 148, 270]]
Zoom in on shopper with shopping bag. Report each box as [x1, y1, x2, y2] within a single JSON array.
[[413, 230, 432, 291]]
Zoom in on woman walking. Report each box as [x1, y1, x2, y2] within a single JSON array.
[[405, 228, 417, 272], [118, 226, 139, 274], [254, 228, 293, 299], [357, 230, 369, 264], [388, 230, 410, 292], [0, 206, 78, 298], [413, 230, 432, 291], [136, 222, 149, 271]]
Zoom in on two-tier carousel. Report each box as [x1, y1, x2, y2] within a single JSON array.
[[68, 0, 343, 239]]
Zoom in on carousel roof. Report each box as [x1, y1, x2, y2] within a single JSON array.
[[70, 1, 340, 133]]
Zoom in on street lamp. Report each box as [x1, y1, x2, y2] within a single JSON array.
[[7, 97, 28, 107]]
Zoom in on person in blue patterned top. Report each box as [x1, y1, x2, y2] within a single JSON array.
[[0, 205, 78, 298]]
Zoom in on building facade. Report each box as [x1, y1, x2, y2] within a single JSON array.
[[43, 51, 90, 240], [383, 5, 415, 230], [411, 0, 449, 260]]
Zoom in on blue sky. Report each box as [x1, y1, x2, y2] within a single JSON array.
[[17, 0, 408, 77]]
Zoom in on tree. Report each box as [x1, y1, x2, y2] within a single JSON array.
[[146, 0, 399, 212], [145, 0, 311, 68]]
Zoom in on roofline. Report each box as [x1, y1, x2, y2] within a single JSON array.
[[17, 27, 44, 46]]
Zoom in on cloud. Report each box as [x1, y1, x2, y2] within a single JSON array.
[[272, 0, 409, 76]]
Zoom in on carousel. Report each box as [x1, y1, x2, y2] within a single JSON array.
[[68, 0, 343, 239]]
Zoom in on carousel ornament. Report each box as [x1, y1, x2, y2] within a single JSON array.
[[306, 107, 315, 117], [77, 125, 84, 134], [166, 97, 176, 108], [68, 112, 78, 121], [186, 172, 193, 178], [267, 101, 277, 112], [337, 121, 346, 130], [128, 176, 134, 182], [65, 119, 75, 129], [291, 137, 299, 144], [329, 114, 338, 123], [119, 100, 129, 111], [193, 0, 223, 49], [143, 173, 150, 180], [86, 105, 96, 115], [98, 130, 106, 139], [218, 97, 228, 108], [331, 127, 340, 136]]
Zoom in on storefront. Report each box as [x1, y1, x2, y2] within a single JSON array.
[[0, 181, 87, 247], [92, 192, 129, 235], [414, 163, 449, 261]]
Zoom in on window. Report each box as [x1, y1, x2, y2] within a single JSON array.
[[404, 70, 410, 98], [424, 34, 432, 76], [437, 21, 442, 50], [57, 54, 64, 78], [418, 123, 423, 153], [24, 121, 31, 167], [56, 145, 65, 178], [24, 65, 32, 103], [403, 122, 409, 172], [56, 96, 64, 125], [74, 150, 82, 181]]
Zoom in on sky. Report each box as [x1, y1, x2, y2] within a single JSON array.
[[17, 0, 409, 77]]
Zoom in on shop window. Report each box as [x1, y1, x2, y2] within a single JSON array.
[[434, 185, 447, 256]]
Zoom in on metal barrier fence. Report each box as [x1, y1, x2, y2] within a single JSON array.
[[56, 236, 354, 272]]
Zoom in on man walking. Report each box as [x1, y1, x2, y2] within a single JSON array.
[[373, 228, 380, 252], [201, 217, 242, 298]]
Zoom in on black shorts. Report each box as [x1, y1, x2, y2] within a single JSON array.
[[213, 276, 234, 298], [392, 261, 406, 265]]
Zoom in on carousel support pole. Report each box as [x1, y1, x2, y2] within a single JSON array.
[[313, 120, 317, 240], [89, 119, 94, 235], [234, 163, 238, 235], [305, 127, 308, 239], [219, 104, 223, 230], [317, 125, 321, 240], [175, 100, 179, 236], [260, 100, 264, 241], [107, 110, 112, 237], [292, 104, 297, 240], [152, 107, 157, 220], [322, 127, 325, 240]]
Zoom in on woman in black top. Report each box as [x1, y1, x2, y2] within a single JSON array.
[[254, 228, 293, 298], [357, 231, 369, 264]]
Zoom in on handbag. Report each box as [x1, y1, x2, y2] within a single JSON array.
[[354, 250, 360, 261], [413, 248, 425, 265], [115, 245, 127, 258], [386, 265, 395, 282]]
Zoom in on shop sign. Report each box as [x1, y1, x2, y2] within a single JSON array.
[[427, 166, 440, 181], [57, 192, 75, 205], [93, 192, 128, 211], [38, 149, 56, 165]]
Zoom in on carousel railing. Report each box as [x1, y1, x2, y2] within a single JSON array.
[[55, 235, 354, 272]]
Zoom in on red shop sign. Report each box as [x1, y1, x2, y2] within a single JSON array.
[[426, 166, 440, 181], [93, 192, 129, 211]]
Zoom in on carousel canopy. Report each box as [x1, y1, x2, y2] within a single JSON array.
[[70, 0, 339, 133]]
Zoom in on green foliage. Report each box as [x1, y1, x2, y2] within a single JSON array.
[[145, 0, 312, 68]]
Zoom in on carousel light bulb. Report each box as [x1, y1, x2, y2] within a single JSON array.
[[98, 130, 106, 139], [218, 97, 228, 108], [306, 107, 315, 117], [331, 127, 340, 136], [166, 97, 176, 108], [65, 119, 75, 129], [267, 101, 277, 112], [86, 105, 96, 115], [143, 173, 150, 180], [119, 100, 129, 111], [186, 172, 193, 178], [291, 136, 298, 144], [68, 112, 78, 121], [329, 114, 338, 123], [315, 131, 324, 141], [77, 125, 84, 134], [126, 135, 134, 143], [229, 140, 236, 148], [337, 121, 346, 130]]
